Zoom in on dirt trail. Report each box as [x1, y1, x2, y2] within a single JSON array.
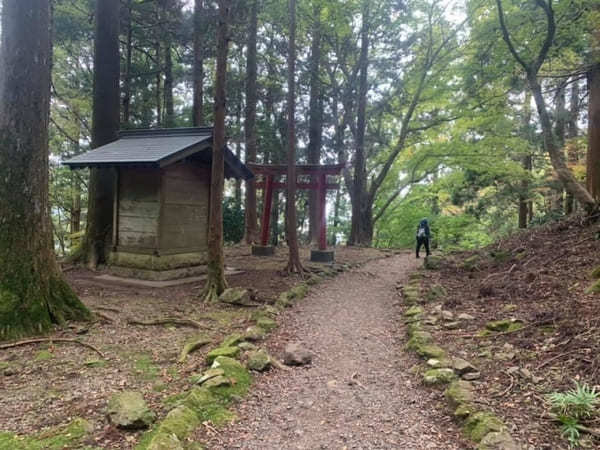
[[196, 254, 470, 449]]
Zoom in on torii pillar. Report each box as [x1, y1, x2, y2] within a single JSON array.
[[247, 163, 343, 262]]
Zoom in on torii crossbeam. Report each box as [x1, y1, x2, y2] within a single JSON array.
[[248, 163, 344, 255]]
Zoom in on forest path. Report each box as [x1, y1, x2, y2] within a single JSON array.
[[196, 254, 469, 449]]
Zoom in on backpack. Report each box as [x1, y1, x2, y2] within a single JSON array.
[[417, 226, 426, 238]]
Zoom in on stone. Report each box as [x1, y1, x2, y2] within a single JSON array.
[[441, 310, 454, 321], [206, 346, 241, 365], [195, 368, 225, 386], [462, 371, 481, 381], [238, 342, 257, 351], [256, 317, 277, 332], [147, 432, 184, 450], [424, 315, 439, 325], [458, 313, 476, 321], [454, 403, 475, 420], [415, 344, 446, 359], [445, 380, 475, 409], [424, 255, 442, 270], [443, 321, 461, 330], [477, 431, 519, 450], [423, 368, 456, 385], [452, 357, 478, 375], [464, 412, 506, 442], [506, 366, 519, 375], [426, 284, 447, 301], [404, 305, 424, 317], [107, 391, 155, 429], [219, 288, 256, 306], [485, 319, 523, 333], [244, 326, 266, 342], [427, 358, 441, 367], [283, 343, 312, 366], [247, 349, 272, 372], [202, 375, 232, 389]]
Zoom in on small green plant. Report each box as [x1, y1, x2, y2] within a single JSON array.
[[548, 381, 600, 447]]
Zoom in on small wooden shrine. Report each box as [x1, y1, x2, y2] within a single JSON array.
[[64, 127, 253, 280]]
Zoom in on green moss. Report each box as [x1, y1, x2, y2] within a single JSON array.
[[404, 306, 424, 317], [133, 353, 159, 380], [414, 343, 446, 359], [485, 319, 523, 333], [210, 356, 252, 400], [463, 412, 506, 442], [221, 333, 244, 348], [306, 275, 322, 285], [109, 251, 207, 271], [426, 284, 447, 302], [423, 368, 456, 385], [184, 387, 235, 425], [157, 405, 200, 439], [256, 317, 277, 332], [445, 380, 475, 409], [0, 418, 92, 450], [585, 279, 600, 294], [489, 249, 511, 263], [462, 255, 480, 271], [34, 350, 54, 361], [162, 392, 187, 409], [205, 346, 240, 364], [152, 383, 167, 392], [84, 358, 107, 368], [289, 284, 309, 300], [406, 330, 433, 349]]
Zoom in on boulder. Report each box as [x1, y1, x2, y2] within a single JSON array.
[[441, 310, 454, 321], [485, 319, 523, 333], [464, 412, 506, 442], [462, 371, 481, 381], [424, 255, 442, 270], [445, 380, 475, 409], [452, 357, 478, 375], [107, 391, 155, 429], [222, 333, 244, 347], [244, 326, 266, 342], [147, 432, 184, 450], [283, 343, 312, 366], [256, 317, 277, 332], [206, 346, 241, 365], [247, 349, 272, 372], [477, 431, 519, 450], [423, 368, 456, 385], [202, 375, 232, 389], [195, 368, 225, 386], [219, 288, 256, 306]]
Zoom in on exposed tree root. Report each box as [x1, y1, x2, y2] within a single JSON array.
[[94, 305, 121, 314], [92, 310, 114, 323], [127, 317, 213, 330], [178, 337, 212, 363], [0, 338, 104, 358]]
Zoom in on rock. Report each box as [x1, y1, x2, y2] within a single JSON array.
[[107, 391, 155, 429], [424, 315, 439, 325], [415, 343, 446, 359], [477, 431, 519, 450], [443, 321, 461, 330], [219, 288, 256, 306], [283, 343, 312, 366], [424, 255, 442, 270], [458, 313, 476, 321], [404, 305, 424, 317], [178, 336, 212, 363], [289, 284, 309, 299], [426, 285, 447, 301], [462, 371, 481, 381], [441, 310, 454, 321], [244, 326, 266, 342], [423, 368, 456, 385], [247, 349, 271, 372], [464, 411, 506, 442], [238, 342, 257, 351], [147, 432, 184, 450], [195, 368, 225, 385], [485, 319, 523, 333], [222, 333, 244, 348], [256, 317, 277, 332], [445, 380, 475, 409], [427, 358, 441, 367], [454, 403, 475, 420], [501, 304, 518, 312], [452, 357, 478, 375], [202, 375, 232, 389], [206, 346, 241, 364], [519, 367, 532, 379]]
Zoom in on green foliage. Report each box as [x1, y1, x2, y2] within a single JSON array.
[[222, 197, 245, 244], [548, 381, 600, 447]]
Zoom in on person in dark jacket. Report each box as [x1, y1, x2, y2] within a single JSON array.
[[416, 218, 430, 258]]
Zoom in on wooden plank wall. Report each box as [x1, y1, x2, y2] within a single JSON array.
[[118, 168, 160, 249], [159, 163, 210, 251]]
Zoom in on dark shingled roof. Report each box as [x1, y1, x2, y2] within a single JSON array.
[[63, 127, 253, 180]]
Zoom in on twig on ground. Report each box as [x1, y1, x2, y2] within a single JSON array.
[[127, 317, 213, 330], [94, 305, 121, 314], [536, 349, 591, 370], [492, 373, 515, 398], [0, 338, 105, 358], [92, 310, 115, 323], [350, 371, 367, 390]]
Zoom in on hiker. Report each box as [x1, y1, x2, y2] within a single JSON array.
[[416, 218, 431, 258]]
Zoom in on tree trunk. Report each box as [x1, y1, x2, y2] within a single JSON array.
[[155, 41, 162, 127], [123, 0, 133, 126], [285, 0, 303, 273], [0, 0, 90, 340], [587, 64, 600, 203], [551, 82, 567, 214], [85, 0, 120, 268], [244, 0, 258, 244], [164, 42, 175, 127], [565, 78, 580, 214], [349, 2, 371, 246], [202, 0, 230, 302], [193, 0, 205, 126], [235, 94, 242, 208], [307, 3, 323, 245]]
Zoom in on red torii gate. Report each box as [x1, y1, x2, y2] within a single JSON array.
[[247, 163, 344, 253]]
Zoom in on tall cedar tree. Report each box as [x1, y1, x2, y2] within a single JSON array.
[[0, 0, 90, 339], [307, 2, 323, 244], [496, 0, 597, 213], [588, 64, 600, 202], [285, 0, 304, 273], [85, 0, 120, 267], [244, 0, 259, 243], [193, 0, 205, 126], [202, 0, 231, 301]]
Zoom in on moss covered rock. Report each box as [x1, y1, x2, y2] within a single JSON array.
[[289, 283, 309, 299], [244, 326, 266, 342], [156, 405, 200, 439], [146, 432, 184, 450], [477, 430, 519, 450], [464, 411, 506, 442], [404, 306, 424, 317], [423, 368, 456, 385], [107, 391, 155, 429], [0, 418, 92, 450], [426, 284, 447, 302], [206, 346, 241, 365], [256, 317, 277, 332], [221, 333, 244, 348], [485, 319, 523, 333], [424, 255, 443, 270], [414, 343, 446, 359], [445, 380, 475, 409], [247, 349, 271, 372], [218, 288, 255, 306]]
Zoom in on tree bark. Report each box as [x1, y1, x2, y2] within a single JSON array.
[[307, 2, 323, 245], [193, 0, 205, 126], [0, 0, 90, 340], [244, 0, 259, 244], [122, 0, 133, 126], [349, 1, 371, 246], [587, 64, 600, 202], [565, 78, 580, 214], [202, 0, 230, 302], [85, 0, 120, 267], [285, 0, 303, 273], [164, 42, 175, 127]]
